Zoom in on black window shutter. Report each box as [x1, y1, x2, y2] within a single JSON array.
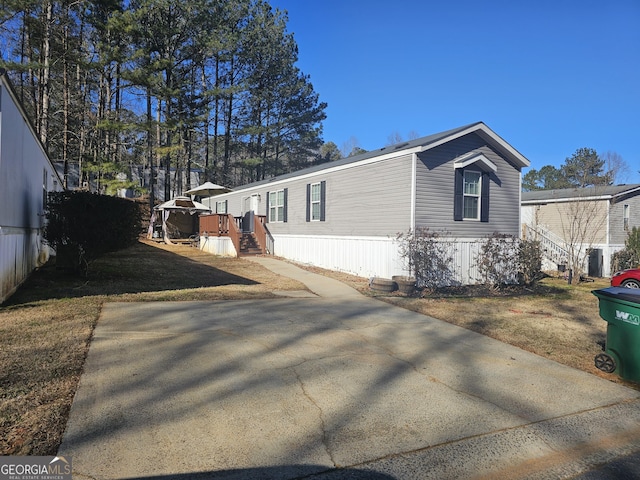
[[224, 199, 228, 213], [481, 172, 490, 222], [320, 181, 326, 221], [283, 188, 288, 222], [454, 169, 464, 221], [305, 184, 311, 222], [265, 191, 270, 223]]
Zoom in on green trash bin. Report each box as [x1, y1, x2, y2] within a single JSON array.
[[592, 287, 640, 383]]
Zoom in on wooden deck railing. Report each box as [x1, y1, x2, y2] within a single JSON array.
[[199, 213, 230, 236], [227, 215, 241, 254], [199, 214, 238, 253], [255, 216, 273, 254]]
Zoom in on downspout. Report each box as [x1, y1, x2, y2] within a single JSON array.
[[411, 153, 417, 231]]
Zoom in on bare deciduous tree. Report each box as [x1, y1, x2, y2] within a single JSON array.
[[601, 151, 630, 184], [556, 188, 609, 284]]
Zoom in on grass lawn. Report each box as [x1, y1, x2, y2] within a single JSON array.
[[1, 239, 635, 456]]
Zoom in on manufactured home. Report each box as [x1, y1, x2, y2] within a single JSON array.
[[522, 184, 640, 277], [199, 122, 530, 284], [0, 70, 63, 303]]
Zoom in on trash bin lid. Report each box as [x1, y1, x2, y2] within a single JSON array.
[[592, 287, 640, 305]]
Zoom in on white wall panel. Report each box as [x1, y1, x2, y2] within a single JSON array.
[[1, 78, 62, 303], [199, 236, 237, 257], [0, 229, 43, 303], [271, 235, 488, 285], [273, 235, 406, 279]]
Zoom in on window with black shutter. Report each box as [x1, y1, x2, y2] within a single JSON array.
[[454, 168, 490, 222], [268, 188, 288, 222], [307, 181, 326, 222]]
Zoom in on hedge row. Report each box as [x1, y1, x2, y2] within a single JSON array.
[[45, 191, 142, 265]]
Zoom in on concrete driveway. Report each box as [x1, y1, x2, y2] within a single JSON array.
[[60, 258, 640, 479]]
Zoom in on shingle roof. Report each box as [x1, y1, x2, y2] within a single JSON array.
[[232, 121, 529, 191], [522, 184, 640, 202]]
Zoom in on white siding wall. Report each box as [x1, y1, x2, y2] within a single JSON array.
[[0, 229, 48, 302], [0, 79, 62, 303]]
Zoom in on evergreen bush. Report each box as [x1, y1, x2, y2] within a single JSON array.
[[45, 191, 142, 272], [611, 226, 640, 272]]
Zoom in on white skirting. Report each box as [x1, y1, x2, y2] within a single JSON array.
[[273, 234, 405, 279], [199, 235, 237, 257], [196, 232, 514, 285], [0, 228, 46, 303], [273, 234, 487, 285]]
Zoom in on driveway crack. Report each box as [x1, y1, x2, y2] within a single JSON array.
[[291, 365, 337, 468]]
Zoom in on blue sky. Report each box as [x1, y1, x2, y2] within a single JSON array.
[[271, 0, 640, 183]]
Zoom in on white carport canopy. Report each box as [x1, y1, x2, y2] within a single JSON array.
[[150, 196, 210, 244]]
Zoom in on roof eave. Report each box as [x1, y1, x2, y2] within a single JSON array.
[[522, 195, 613, 204], [418, 122, 530, 169], [612, 185, 640, 199]]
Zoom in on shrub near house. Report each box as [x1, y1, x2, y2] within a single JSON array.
[[45, 191, 142, 272]]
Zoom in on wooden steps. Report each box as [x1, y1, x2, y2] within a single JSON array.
[[239, 232, 264, 256]]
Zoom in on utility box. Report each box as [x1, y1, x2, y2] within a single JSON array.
[[592, 287, 640, 383], [588, 248, 603, 277]]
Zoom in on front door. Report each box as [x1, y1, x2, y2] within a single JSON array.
[[242, 194, 260, 233]]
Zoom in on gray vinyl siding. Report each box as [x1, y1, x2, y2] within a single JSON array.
[[213, 154, 414, 237], [610, 193, 640, 244], [414, 133, 522, 237]]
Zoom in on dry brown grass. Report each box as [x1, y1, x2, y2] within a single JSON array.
[[1, 241, 636, 457]]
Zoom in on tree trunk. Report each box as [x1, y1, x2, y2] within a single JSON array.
[[147, 89, 155, 213], [39, 0, 53, 147], [223, 57, 234, 186], [201, 64, 210, 181]]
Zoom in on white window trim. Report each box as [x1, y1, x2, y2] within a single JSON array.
[[623, 204, 630, 231], [463, 170, 482, 221], [310, 182, 322, 221], [269, 189, 285, 223], [454, 153, 497, 172]]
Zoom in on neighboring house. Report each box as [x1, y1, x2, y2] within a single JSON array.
[[0, 70, 63, 303], [521, 184, 640, 278], [199, 121, 529, 284], [53, 161, 203, 201]]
